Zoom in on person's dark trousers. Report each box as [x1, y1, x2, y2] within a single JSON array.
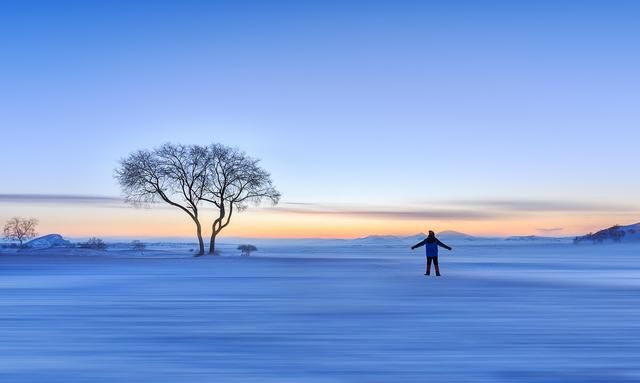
[[426, 256, 441, 276]]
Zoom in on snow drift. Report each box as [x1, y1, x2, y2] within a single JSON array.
[[24, 234, 71, 249]]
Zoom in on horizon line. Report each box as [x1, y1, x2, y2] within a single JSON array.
[[9, 232, 583, 243]]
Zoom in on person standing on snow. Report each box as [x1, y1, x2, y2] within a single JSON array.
[[411, 230, 452, 276]]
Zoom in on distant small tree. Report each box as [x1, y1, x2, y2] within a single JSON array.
[[79, 237, 107, 250], [130, 240, 146, 255], [3, 217, 38, 247], [237, 244, 257, 256]]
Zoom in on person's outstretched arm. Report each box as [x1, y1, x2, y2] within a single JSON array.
[[436, 239, 452, 251], [411, 239, 427, 250]]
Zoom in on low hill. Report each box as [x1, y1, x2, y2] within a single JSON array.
[[573, 223, 640, 244], [352, 233, 426, 245], [437, 230, 477, 241]]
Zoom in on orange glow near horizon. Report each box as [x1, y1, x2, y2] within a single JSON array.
[[1, 201, 638, 239]]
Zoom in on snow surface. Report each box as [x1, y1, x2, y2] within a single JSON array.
[[1, 241, 640, 382]]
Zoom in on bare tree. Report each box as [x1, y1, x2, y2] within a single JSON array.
[[130, 240, 146, 255], [115, 143, 211, 256], [3, 217, 38, 247], [238, 244, 257, 256], [79, 237, 108, 250], [203, 144, 280, 254]]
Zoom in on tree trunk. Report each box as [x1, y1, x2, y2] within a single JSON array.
[[209, 231, 218, 255], [194, 221, 205, 256]]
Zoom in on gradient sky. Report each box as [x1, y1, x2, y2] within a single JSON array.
[[1, 0, 639, 238]]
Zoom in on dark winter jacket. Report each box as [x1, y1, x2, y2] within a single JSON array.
[[411, 237, 452, 257]]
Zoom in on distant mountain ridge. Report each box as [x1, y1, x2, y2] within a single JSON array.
[[353, 233, 426, 244], [352, 231, 480, 245], [574, 223, 640, 244], [506, 235, 566, 242], [437, 230, 477, 240], [11, 229, 587, 250]]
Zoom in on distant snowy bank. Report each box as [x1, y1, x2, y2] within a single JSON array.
[[24, 234, 71, 248], [574, 223, 640, 244], [4, 224, 640, 258]]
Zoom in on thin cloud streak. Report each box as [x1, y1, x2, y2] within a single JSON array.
[[445, 199, 639, 213], [2, 195, 637, 223], [0, 194, 123, 204], [0, 193, 185, 211], [267, 198, 640, 222], [267, 204, 498, 221]]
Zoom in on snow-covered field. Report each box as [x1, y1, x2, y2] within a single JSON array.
[[1, 242, 640, 382]]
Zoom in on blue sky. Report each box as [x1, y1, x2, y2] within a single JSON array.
[[1, 0, 639, 237]]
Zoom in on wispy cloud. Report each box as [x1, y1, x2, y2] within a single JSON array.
[[2, 195, 637, 223], [0, 194, 123, 205], [267, 197, 640, 222], [446, 199, 638, 213], [267, 203, 498, 221]]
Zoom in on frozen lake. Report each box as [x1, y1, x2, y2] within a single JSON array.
[[1, 242, 640, 382]]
